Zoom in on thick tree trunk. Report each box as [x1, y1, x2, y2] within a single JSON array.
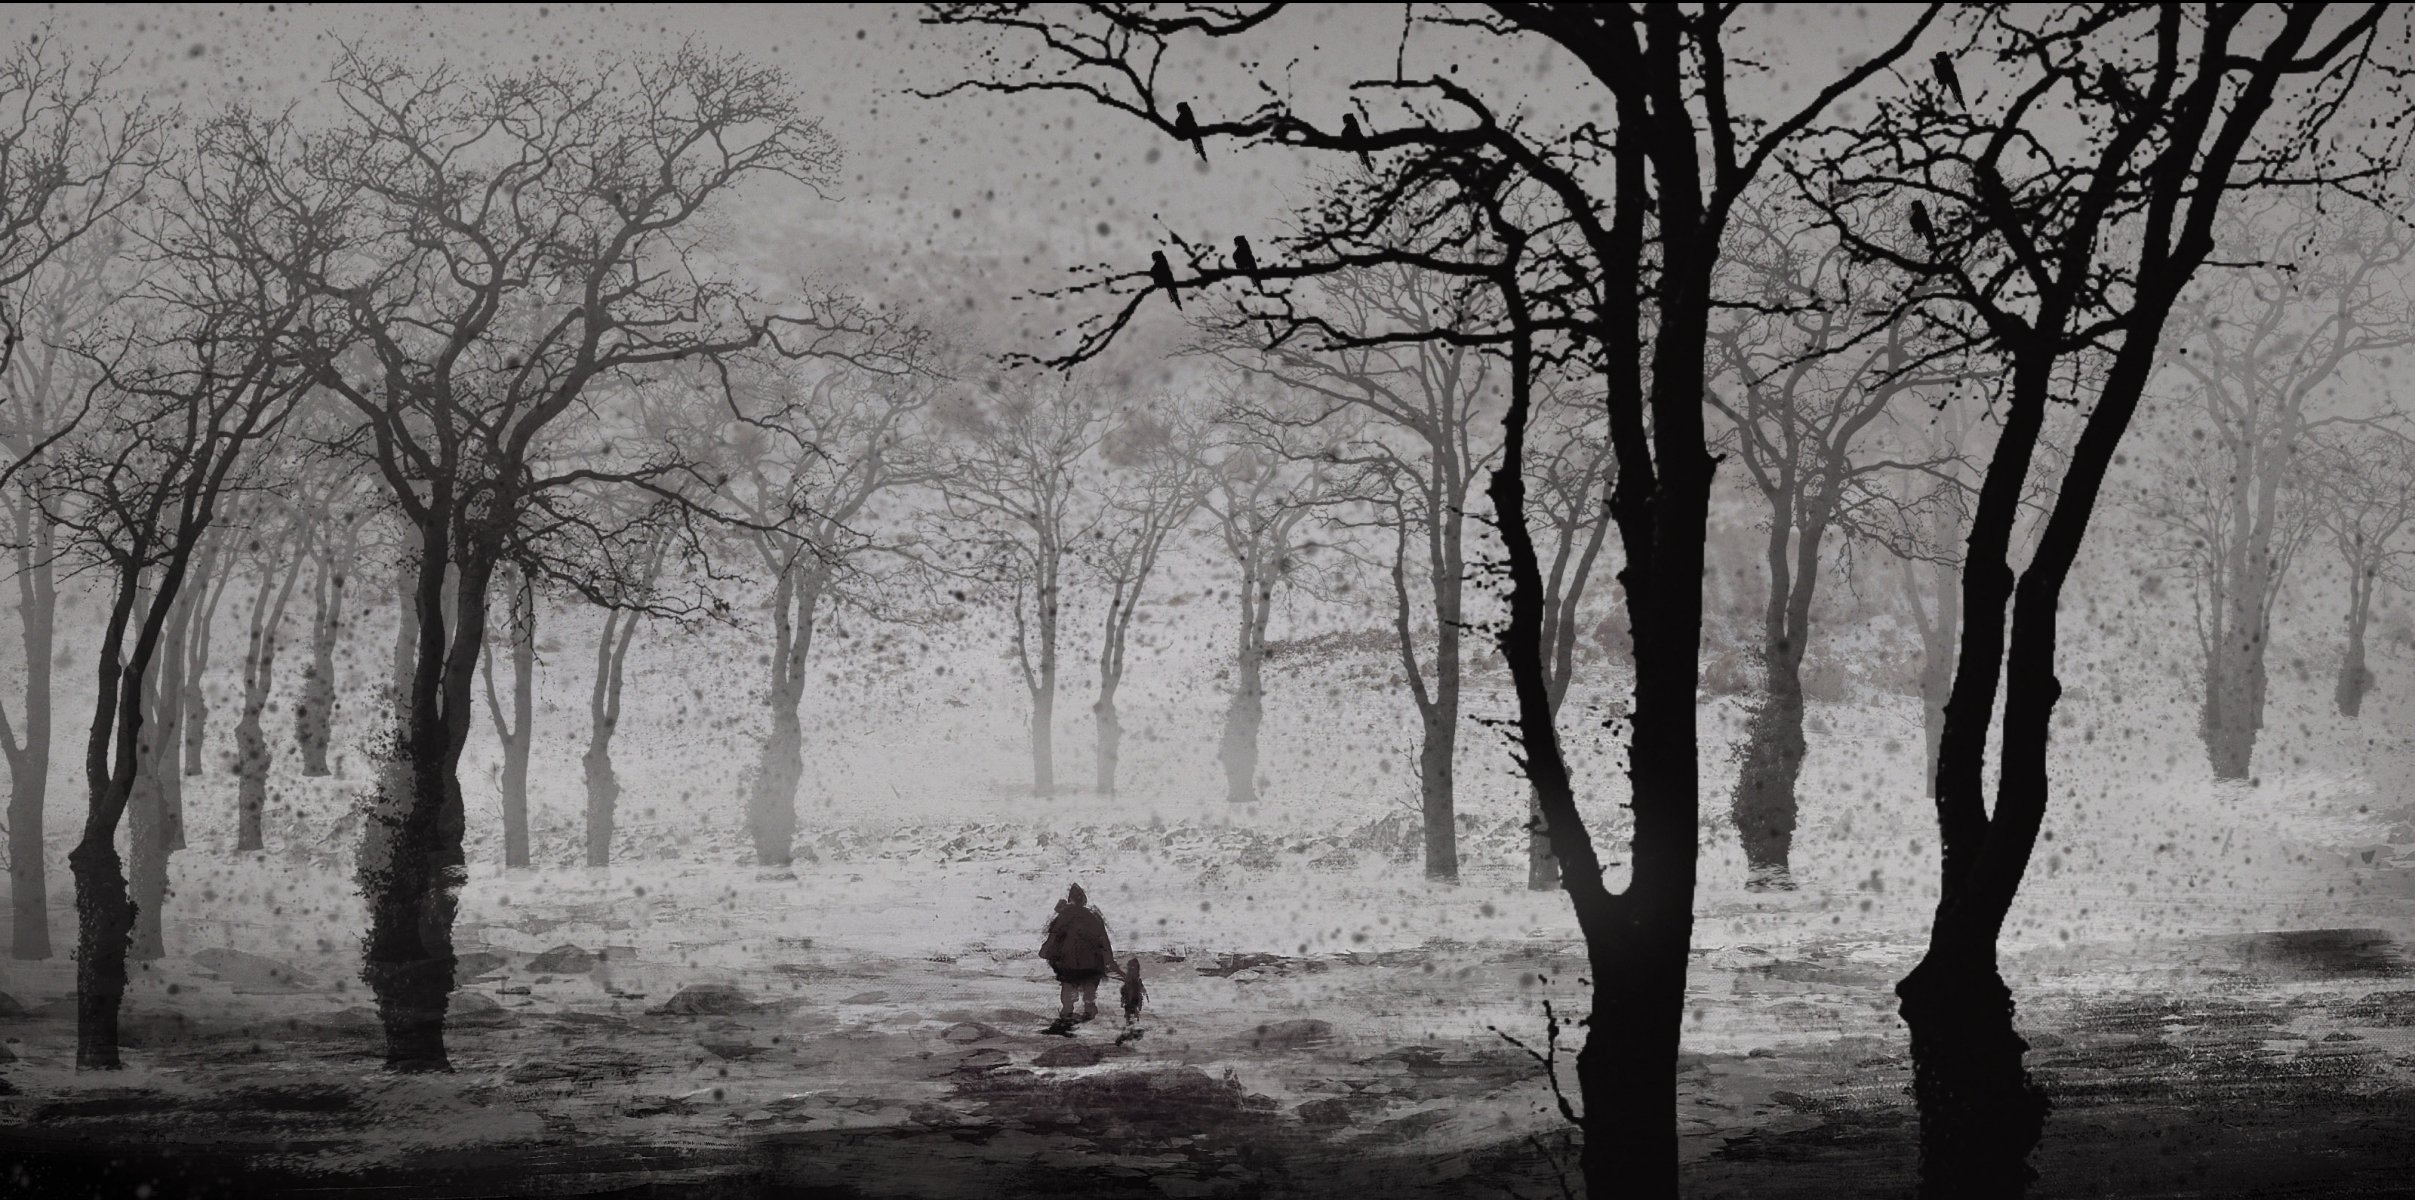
[[1219, 647, 1263, 804], [8, 528, 56, 960], [69, 839, 134, 1069], [1418, 706, 1457, 881], [358, 532, 486, 1073], [582, 743, 619, 868], [235, 695, 269, 850], [2336, 578, 2374, 719], [583, 606, 637, 868], [748, 708, 803, 866], [1899, 946, 2048, 1198], [1732, 673, 1806, 888]]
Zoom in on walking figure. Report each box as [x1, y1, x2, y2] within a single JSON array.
[[1039, 883, 1116, 1026]]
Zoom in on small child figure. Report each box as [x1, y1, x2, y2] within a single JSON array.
[[1118, 955, 1146, 1023]]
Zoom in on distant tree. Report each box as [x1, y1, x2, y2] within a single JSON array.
[[1809, 5, 2405, 1191], [934, 379, 1107, 797], [1201, 397, 1345, 806], [478, 565, 536, 868], [1708, 199, 1968, 888], [1082, 400, 1208, 795], [1206, 265, 1502, 882], [2300, 430, 2415, 718], [2147, 197, 2415, 777], [718, 361, 935, 865], [230, 502, 310, 852]]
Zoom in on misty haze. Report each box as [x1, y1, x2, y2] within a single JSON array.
[[2, 5, 2415, 1199]]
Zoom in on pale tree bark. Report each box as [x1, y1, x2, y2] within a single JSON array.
[[297, 511, 365, 777], [129, 578, 194, 961], [234, 515, 310, 852], [481, 569, 536, 869]]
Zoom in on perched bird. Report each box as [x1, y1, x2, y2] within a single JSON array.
[[1340, 113, 1372, 166], [1174, 102, 1207, 163], [1150, 251, 1183, 310], [2099, 63, 2140, 109], [1233, 235, 1257, 275], [1119, 956, 1147, 1022], [1932, 53, 1965, 109], [1909, 200, 1935, 243]]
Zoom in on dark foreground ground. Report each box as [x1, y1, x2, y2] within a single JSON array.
[[5, 921, 2413, 1199]]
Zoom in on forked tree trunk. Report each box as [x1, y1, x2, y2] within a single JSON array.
[[583, 602, 641, 868], [748, 562, 819, 866], [235, 540, 307, 853], [1218, 567, 1272, 804]]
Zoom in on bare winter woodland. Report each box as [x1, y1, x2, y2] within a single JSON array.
[[4, 5, 2415, 1199]]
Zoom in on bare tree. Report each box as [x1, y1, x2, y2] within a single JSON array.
[[1210, 265, 1501, 882], [48, 121, 320, 1065], [1809, 5, 2405, 1191], [246, 48, 907, 1070], [580, 522, 672, 868], [924, 6, 1938, 1194], [1202, 401, 1343, 806], [934, 378, 1107, 797], [1083, 401, 1207, 795], [2148, 196, 2415, 777], [1709, 200, 1967, 888], [295, 453, 376, 778], [2301, 430, 2415, 718], [719, 363, 935, 865]]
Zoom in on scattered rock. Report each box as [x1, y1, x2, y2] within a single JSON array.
[[526, 944, 600, 974], [299, 1007, 381, 1035], [1032, 1042, 1104, 1068], [701, 1039, 769, 1061], [191, 947, 319, 993], [1237, 1018, 1334, 1051], [1295, 1096, 1368, 1127], [650, 984, 756, 1016], [941, 1021, 1002, 1044], [455, 950, 511, 978], [449, 990, 517, 1028], [956, 1048, 1011, 1071]]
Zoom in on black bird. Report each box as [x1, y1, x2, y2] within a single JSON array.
[[1909, 200, 1934, 243], [1150, 251, 1183, 310], [1932, 53, 1965, 108], [2099, 64, 2140, 109], [1233, 235, 1257, 275], [1341, 113, 1371, 166], [1174, 102, 1207, 163]]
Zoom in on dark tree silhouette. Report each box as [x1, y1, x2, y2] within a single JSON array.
[[1805, 5, 2407, 1193], [924, 4, 1937, 1193], [47, 120, 322, 1066], [241, 48, 907, 1070]]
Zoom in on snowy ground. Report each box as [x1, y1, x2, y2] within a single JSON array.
[[6, 604, 2415, 1195]]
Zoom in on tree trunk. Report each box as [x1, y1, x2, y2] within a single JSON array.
[[583, 605, 638, 868], [1030, 687, 1056, 796], [582, 742, 619, 869], [1899, 945, 2048, 1199], [749, 707, 803, 866], [2336, 574, 2374, 718], [8, 522, 56, 960], [235, 685, 270, 851], [129, 595, 190, 962], [1219, 640, 1264, 805], [1092, 686, 1120, 795], [1732, 667, 1806, 889], [178, 545, 222, 785], [298, 544, 346, 777], [69, 838, 134, 1068], [1418, 706, 1457, 882], [496, 578, 534, 869], [358, 530, 487, 1073]]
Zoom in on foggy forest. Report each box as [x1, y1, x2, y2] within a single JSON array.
[[3, 4, 2415, 1198]]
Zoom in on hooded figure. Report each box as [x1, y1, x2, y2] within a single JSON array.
[[1040, 883, 1116, 1022]]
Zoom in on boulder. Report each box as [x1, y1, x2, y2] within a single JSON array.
[[526, 944, 600, 974], [1032, 1042, 1103, 1068], [940, 1021, 1002, 1044], [649, 983, 757, 1016]]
